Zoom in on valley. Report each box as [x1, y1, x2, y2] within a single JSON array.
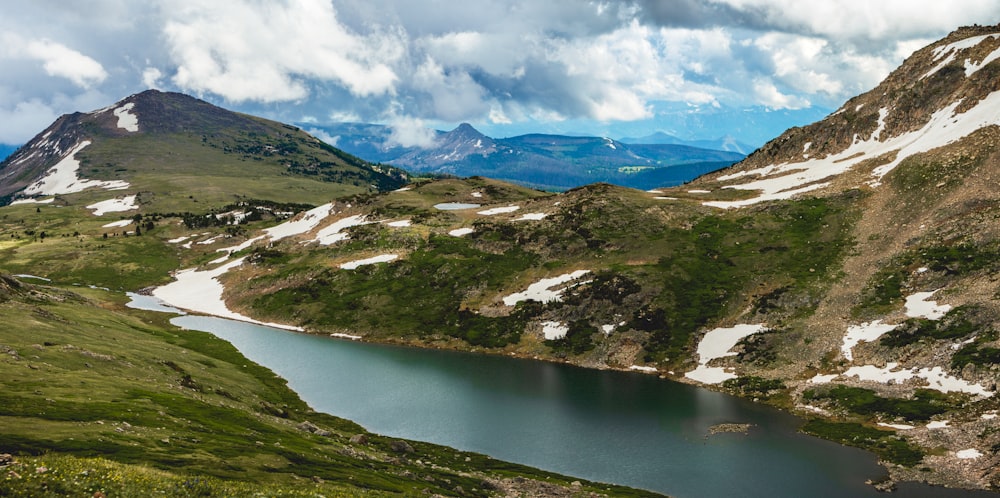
[[5, 23, 1000, 497]]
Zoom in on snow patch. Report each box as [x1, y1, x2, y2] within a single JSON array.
[[9, 197, 54, 205], [478, 205, 520, 215], [264, 203, 333, 241], [905, 290, 951, 319], [340, 254, 398, 270], [956, 449, 983, 459], [705, 90, 1000, 208], [449, 227, 474, 237], [965, 45, 1000, 76], [152, 258, 302, 331], [514, 212, 547, 221], [809, 374, 839, 384], [314, 214, 370, 245], [878, 423, 915, 430], [629, 365, 658, 373], [331, 332, 362, 340], [502, 270, 590, 306], [87, 195, 137, 216], [23, 141, 130, 196], [541, 321, 568, 340], [842, 363, 993, 397], [113, 102, 139, 132], [841, 320, 896, 361], [102, 219, 132, 228], [386, 219, 412, 227], [923, 33, 1000, 79], [685, 324, 766, 384], [927, 420, 951, 429]]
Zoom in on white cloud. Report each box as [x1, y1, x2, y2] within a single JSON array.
[[412, 57, 490, 121], [142, 67, 163, 89], [385, 113, 437, 148], [1, 34, 107, 88], [0, 99, 60, 144], [717, 0, 1000, 42], [307, 127, 339, 146], [163, 0, 402, 102], [752, 78, 810, 109]]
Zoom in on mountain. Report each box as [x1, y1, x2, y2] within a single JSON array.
[[617, 131, 756, 155], [308, 122, 745, 190], [0, 90, 407, 208]]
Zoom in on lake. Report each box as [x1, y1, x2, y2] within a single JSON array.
[[127, 293, 993, 498]]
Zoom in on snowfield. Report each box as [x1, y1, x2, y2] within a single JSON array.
[[541, 321, 568, 340], [905, 290, 951, 319], [23, 141, 130, 196], [87, 195, 138, 216], [502, 270, 590, 306], [841, 320, 896, 361], [113, 102, 139, 132], [685, 324, 767, 384], [514, 212, 547, 221], [315, 214, 370, 245], [478, 205, 520, 215], [101, 219, 133, 228], [706, 88, 1000, 208], [153, 258, 302, 332], [10, 197, 54, 205], [340, 254, 398, 270], [812, 362, 994, 398], [263, 203, 333, 240]]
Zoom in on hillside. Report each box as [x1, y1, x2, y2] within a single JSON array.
[[310, 122, 744, 190], [0, 275, 649, 497], [0, 90, 408, 211]]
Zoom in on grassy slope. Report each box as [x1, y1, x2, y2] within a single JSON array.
[[0, 278, 655, 497], [229, 179, 856, 369]]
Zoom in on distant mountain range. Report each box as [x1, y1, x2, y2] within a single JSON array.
[[306, 122, 746, 191]]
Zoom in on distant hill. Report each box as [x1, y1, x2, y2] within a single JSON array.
[[307, 122, 745, 190], [0, 90, 407, 209]]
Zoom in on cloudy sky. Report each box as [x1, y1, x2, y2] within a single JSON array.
[[2, 0, 999, 147]]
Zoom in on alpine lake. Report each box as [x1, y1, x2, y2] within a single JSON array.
[[127, 293, 995, 498]]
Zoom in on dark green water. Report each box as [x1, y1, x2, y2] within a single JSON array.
[[128, 294, 995, 497]]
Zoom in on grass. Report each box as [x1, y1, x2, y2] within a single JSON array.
[[802, 386, 959, 422], [801, 420, 924, 467], [0, 278, 657, 497]]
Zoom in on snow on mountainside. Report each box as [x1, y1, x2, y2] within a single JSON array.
[[699, 25, 1000, 208], [0, 90, 408, 204]]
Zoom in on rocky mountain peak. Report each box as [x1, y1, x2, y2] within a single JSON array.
[[699, 24, 1000, 208]]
